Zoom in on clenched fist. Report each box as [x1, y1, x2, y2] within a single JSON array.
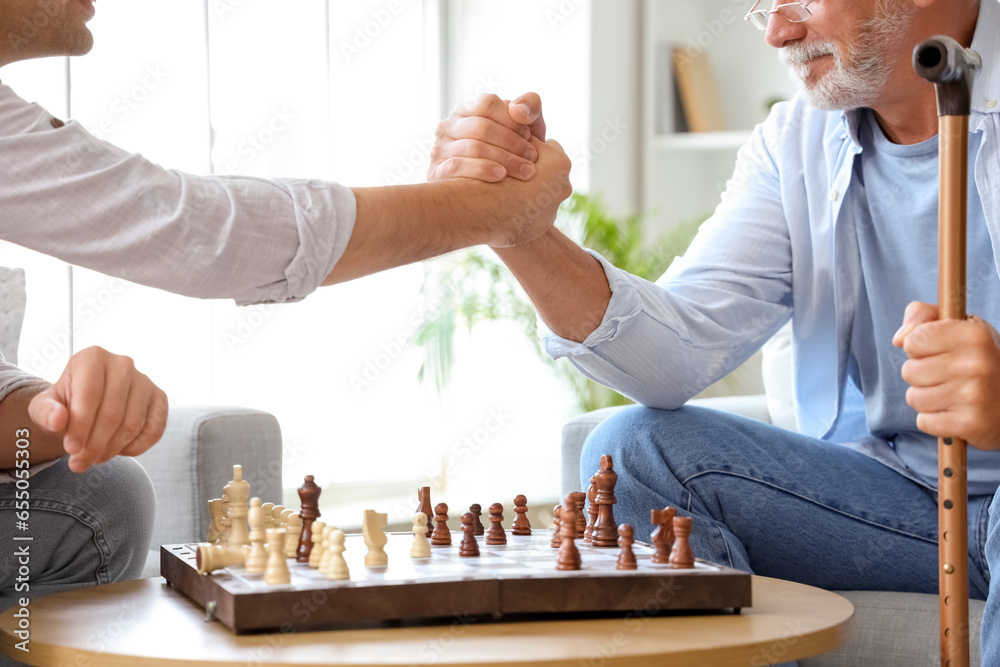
[[28, 346, 169, 472]]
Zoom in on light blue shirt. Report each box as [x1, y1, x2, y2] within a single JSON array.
[[850, 108, 996, 492], [547, 0, 1000, 493]]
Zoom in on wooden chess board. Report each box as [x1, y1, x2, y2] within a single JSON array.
[[161, 531, 751, 634]]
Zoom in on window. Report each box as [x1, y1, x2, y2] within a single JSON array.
[[0, 0, 591, 527]]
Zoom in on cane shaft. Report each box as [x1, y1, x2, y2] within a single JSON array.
[[938, 114, 969, 667]]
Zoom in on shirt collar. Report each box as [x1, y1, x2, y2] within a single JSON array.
[[970, 0, 1000, 114]]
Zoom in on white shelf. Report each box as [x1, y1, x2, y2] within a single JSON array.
[[653, 130, 753, 151]]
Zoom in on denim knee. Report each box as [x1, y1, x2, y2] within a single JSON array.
[[36, 456, 156, 582]]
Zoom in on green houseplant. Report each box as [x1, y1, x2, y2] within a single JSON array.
[[414, 192, 705, 414]]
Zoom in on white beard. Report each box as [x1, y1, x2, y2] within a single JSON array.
[[778, 2, 913, 111]]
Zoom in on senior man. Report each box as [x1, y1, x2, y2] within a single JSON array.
[[429, 0, 1000, 659]]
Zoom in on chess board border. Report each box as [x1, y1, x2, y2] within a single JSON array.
[[160, 532, 752, 634]]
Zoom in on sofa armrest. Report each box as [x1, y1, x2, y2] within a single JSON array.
[[135, 406, 282, 547], [560, 396, 771, 498]]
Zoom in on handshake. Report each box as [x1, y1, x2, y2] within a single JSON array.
[[427, 92, 570, 248]]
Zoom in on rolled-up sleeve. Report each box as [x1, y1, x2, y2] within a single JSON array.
[[0, 84, 355, 306], [543, 122, 794, 409]]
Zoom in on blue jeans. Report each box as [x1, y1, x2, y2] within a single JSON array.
[[0, 457, 155, 666], [581, 405, 993, 664]]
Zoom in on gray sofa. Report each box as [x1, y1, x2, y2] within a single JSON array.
[[0, 267, 283, 578], [562, 399, 985, 666]]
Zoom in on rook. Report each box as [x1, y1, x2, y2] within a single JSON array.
[[669, 516, 695, 569]]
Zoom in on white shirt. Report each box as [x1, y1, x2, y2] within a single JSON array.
[[0, 82, 357, 306]]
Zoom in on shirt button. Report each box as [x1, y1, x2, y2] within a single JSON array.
[[987, 99, 998, 109], [829, 189, 839, 202], [50, 117, 65, 128]]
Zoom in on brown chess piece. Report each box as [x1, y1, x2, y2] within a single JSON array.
[[550, 505, 562, 548], [584, 475, 598, 542], [295, 475, 322, 563], [668, 515, 695, 569], [431, 502, 451, 546], [591, 455, 619, 547], [616, 524, 637, 570], [650, 507, 676, 564], [459, 512, 480, 557], [556, 493, 581, 570], [485, 503, 506, 545], [469, 503, 485, 536], [571, 491, 586, 536], [511, 495, 531, 535], [417, 487, 434, 538]]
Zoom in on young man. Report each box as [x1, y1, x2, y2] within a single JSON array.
[[0, 0, 572, 629], [429, 0, 1000, 658], [0, 345, 165, 617]]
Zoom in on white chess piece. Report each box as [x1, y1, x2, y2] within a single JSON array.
[[319, 525, 337, 575], [261, 502, 276, 531], [363, 509, 388, 567], [325, 529, 350, 581], [410, 512, 431, 558], [245, 498, 268, 574], [308, 521, 327, 568], [264, 528, 291, 585], [284, 513, 303, 558], [224, 465, 251, 547]]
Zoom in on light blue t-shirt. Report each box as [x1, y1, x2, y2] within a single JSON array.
[[851, 108, 1000, 492]]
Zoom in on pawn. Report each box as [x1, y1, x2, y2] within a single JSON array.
[[411, 512, 431, 558], [556, 493, 581, 571], [511, 495, 531, 535], [485, 503, 506, 545], [469, 504, 485, 536], [616, 524, 637, 570], [669, 516, 695, 569], [550, 505, 562, 548], [584, 476, 598, 543], [651, 507, 676, 565], [261, 502, 275, 530], [279, 508, 293, 531], [264, 528, 291, 585], [308, 521, 327, 568], [459, 512, 480, 557], [245, 498, 268, 574], [325, 529, 350, 580], [431, 503, 452, 546], [284, 513, 303, 558], [319, 525, 337, 573]]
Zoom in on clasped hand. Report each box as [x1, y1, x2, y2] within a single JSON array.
[[429, 93, 570, 247], [894, 301, 1000, 450], [28, 346, 169, 472]]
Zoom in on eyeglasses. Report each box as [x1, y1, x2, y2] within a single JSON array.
[[744, 0, 814, 30]]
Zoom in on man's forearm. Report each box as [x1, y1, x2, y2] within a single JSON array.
[[0, 385, 65, 469], [493, 228, 612, 343], [326, 182, 497, 284]]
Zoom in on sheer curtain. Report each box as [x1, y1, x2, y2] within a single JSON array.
[[0, 0, 591, 526]]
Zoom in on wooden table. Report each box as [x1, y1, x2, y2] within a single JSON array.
[[0, 575, 853, 666]]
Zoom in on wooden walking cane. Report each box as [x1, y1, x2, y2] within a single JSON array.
[[913, 36, 981, 667]]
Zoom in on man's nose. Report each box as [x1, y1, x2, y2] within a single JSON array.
[[765, 8, 808, 49]]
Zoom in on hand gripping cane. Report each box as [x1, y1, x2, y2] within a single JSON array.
[[913, 35, 981, 667]]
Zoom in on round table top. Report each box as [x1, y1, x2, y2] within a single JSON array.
[[0, 575, 853, 666]]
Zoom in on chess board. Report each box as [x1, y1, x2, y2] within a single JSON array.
[[161, 530, 751, 634]]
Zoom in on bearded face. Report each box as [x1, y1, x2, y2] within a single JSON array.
[[778, 0, 914, 110]]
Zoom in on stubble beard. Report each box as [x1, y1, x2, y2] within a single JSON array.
[[778, 0, 913, 111]]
